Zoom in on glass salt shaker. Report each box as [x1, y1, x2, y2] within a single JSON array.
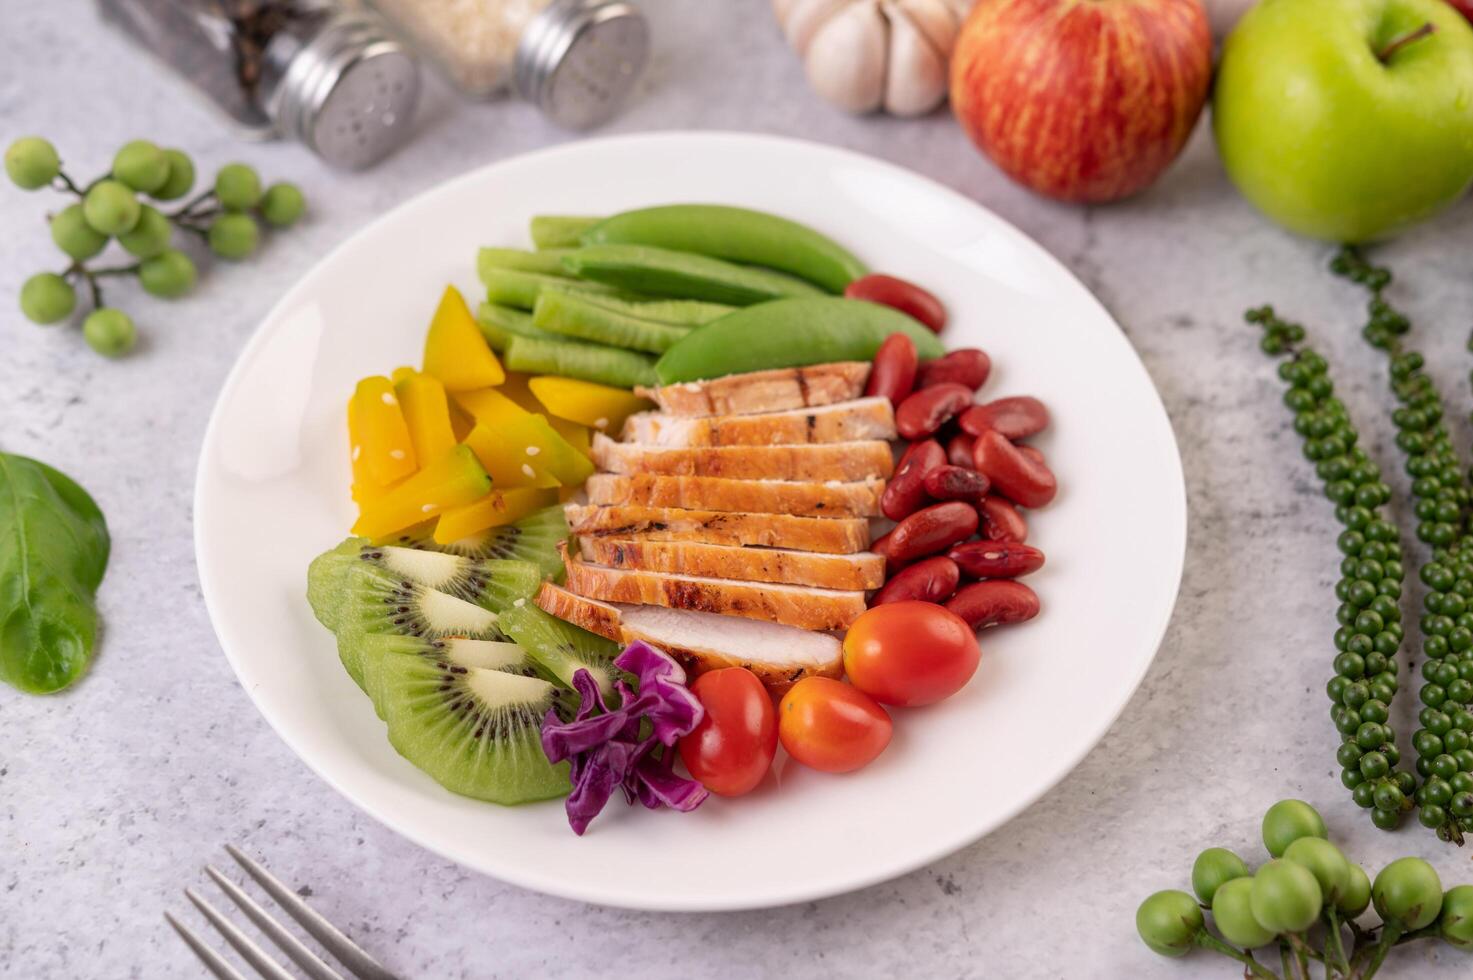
[[367, 0, 649, 129], [97, 0, 421, 170]]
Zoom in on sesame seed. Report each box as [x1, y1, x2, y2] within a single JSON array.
[[525, 446, 541, 456], [389, 449, 406, 460], [351, 445, 361, 461], [521, 463, 536, 478], [421, 504, 436, 512], [381, 392, 396, 405]]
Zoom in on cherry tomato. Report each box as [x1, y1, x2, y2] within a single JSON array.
[[778, 677, 892, 773], [842, 600, 982, 706], [678, 668, 777, 796]]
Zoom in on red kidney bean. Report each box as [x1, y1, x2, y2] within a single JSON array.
[[886, 501, 979, 564], [945, 580, 1040, 629], [1018, 445, 1045, 466], [918, 348, 991, 391], [871, 556, 960, 606], [977, 495, 1028, 543], [973, 430, 1057, 508], [845, 273, 947, 333], [922, 465, 990, 503], [896, 383, 974, 440], [948, 540, 1045, 579], [959, 396, 1051, 440], [881, 438, 945, 521], [864, 332, 918, 408], [870, 527, 907, 574], [946, 432, 976, 469]]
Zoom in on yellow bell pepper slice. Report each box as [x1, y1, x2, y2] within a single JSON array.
[[527, 375, 651, 433], [547, 415, 591, 458], [423, 285, 505, 391], [456, 388, 594, 488], [352, 376, 418, 486], [497, 371, 543, 412], [352, 445, 491, 540], [394, 371, 457, 465], [433, 487, 558, 544]]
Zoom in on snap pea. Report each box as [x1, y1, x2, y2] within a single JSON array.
[[581, 204, 867, 293], [477, 247, 573, 277], [503, 334, 657, 389], [533, 288, 689, 354], [654, 296, 944, 385], [530, 215, 602, 249], [481, 267, 626, 310], [561, 244, 823, 306], [571, 292, 734, 327], [475, 302, 559, 351]]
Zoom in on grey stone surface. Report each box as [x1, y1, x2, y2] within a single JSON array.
[[4, 1, 1473, 977]]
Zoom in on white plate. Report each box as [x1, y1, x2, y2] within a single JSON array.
[[195, 132, 1185, 911]]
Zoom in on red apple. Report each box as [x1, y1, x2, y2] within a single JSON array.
[[1445, 0, 1473, 24], [950, 0, 1213, 203]]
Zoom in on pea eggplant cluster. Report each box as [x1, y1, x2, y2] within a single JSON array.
[[5, 136, 304, 357], [1253, 250, 1473, 845], [1137, 799, 1473, 978]]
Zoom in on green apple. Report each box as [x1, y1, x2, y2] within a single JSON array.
[[1214, 0, 1473, 242]]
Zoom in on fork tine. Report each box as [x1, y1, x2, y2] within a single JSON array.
[[225, 845, 399, 980], [206, 866, 347, 980], [165, 911, 251, 980], [185, 887, 297, 980]]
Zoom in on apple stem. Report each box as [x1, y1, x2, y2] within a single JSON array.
[[1377, 22, 1436, 62]]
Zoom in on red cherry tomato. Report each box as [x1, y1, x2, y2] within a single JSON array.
[[778, 677, 892, 773], [843, 600, 982, 707], [678, 668, 778, 796]]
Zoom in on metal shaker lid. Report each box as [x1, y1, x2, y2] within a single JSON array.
[[267, 13, 420, 170], [515, 0, 649, 130]]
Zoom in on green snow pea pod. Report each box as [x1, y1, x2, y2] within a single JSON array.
[[561, 244, 823, 306], [654, 297, 944, 385], [581, 204, 867, 293], [530, 215, 601, 249]]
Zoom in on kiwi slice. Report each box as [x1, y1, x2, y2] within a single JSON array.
[[377, 650, 573, 804], [309, 538, 541, 617], [499, 601, 621, 698], [392, 505, 570, 581], [352, 634, 535, 720], [328, 560, 511, 689]]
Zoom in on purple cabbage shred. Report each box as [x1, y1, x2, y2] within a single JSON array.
[[540, 640, 708, 835]]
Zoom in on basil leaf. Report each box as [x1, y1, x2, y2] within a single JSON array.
[[0, 452, 111, 694]]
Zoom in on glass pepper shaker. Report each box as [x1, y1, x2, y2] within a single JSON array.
[[366, 0, 649, 129], [96, 1, 421, 170]]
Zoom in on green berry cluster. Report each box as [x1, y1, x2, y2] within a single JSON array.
[[1248, 306, 1413, 832], [6, 136, 305, 357], [1137, 798, 1473, 979], [1330, 247, 1473, 845]]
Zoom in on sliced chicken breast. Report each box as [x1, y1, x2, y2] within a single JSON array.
[[621, 396, 897, 447], [578, 537, 886, 590], [534, 583, 843, 690], [635, 362, 871, 417], [561, 544, 867, 631], [590, 434, 894, 481], [584, 473, 884, 518], [564, 503, 871, 554]]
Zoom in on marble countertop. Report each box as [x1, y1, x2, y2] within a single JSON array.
[[5, 1, 1473, 977]]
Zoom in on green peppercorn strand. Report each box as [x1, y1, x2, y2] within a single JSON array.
[[1250, 305, 1414, 830], [1332, 247, 1473, 845]]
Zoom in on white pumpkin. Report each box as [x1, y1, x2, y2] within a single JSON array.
[[772, 0, 975, 116]]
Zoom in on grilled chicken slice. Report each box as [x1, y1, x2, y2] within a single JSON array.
[[621, 396, 897, 447], [564, 503, 870, 554], [534, 583, 843, 691], [584, 473, 884, 518], [590, 434, 894, 481], [634, 362, 871, 417], [577, 537, 886, 590], [561, 544, 866, 631]]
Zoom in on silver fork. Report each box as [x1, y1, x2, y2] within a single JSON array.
[[165, 845, 400, 980]]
